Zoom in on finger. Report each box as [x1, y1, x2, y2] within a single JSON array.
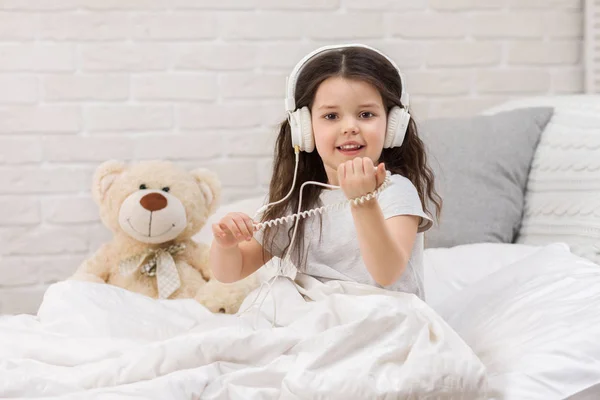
[[212, 223, 226, 238], [233, 215, 252, 239], [217, 223, 234, 240], [353, 157, 364, 176], [363, 157, 374, 176], [223, 220, 242, 239], [376, 163, 386, 188], [338, 162, 346, 182], [346, 160, 354, 176]]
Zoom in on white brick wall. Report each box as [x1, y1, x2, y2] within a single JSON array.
[[0, 0, 584, 314]]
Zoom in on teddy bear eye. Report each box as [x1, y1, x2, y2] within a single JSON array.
[[162, 187, 170, 193], [139, 184, 147, 190]]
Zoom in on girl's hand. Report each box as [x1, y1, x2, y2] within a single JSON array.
[[337, 157, 386, 200], [212, 212, 255, 248]]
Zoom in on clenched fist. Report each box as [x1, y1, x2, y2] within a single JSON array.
[[337, 157, 386, 201]]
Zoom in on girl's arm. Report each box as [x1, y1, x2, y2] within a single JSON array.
[[351, 202, 418, 286], [209, 212, 272, 283], [338, 158, 419, 286]]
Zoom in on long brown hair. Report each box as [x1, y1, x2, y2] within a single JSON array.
[[261, 46, 442, 267]]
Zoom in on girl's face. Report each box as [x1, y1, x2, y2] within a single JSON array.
[[310, 77, 387, 185]]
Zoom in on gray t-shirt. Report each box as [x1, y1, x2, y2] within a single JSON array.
[[256, 174, 432, 300]]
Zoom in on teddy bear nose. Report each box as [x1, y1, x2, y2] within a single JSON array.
[[140, 192, 167, 212]]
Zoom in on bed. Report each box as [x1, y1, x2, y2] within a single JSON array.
[[1, 96, 600, 399]]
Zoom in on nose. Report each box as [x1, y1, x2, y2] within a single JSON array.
[[140, 192, 167, 212], [343, 117, 359, 134]]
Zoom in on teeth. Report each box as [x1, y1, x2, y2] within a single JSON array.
[[339, 144, 361, 150]]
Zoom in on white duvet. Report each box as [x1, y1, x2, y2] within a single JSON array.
[[0, 273, 487, 399]]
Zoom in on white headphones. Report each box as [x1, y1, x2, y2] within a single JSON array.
[[285, 43, 411, 153]]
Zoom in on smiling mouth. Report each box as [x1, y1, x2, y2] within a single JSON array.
[[337, 144, 364, 151], [127, 218, 175, 238]]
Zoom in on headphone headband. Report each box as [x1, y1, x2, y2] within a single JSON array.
[[284, 43, 409, 113]]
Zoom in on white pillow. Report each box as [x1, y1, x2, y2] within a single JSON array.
[[436, 243, 600, 399], [483, 95, 600, 264], [423, 242, 542, 307]]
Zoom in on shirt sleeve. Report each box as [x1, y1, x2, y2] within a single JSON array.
[[377, 174, 433, 233]]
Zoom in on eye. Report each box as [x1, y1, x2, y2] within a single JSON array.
[[360, 111, 375, 118], [139, 184, 147, 190], [324, 113, 338, 120], [161, 187, 170, 193]]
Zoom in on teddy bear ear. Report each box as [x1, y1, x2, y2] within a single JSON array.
[[92, 160, 126, 205], [190, 168, 221, 215]]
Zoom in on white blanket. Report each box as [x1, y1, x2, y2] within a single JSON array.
[[0, 275, 487, 399]]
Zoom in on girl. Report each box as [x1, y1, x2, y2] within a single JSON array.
[[209, 44, 441, 300]]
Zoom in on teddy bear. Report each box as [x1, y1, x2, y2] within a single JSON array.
[[69, 159, 258, 314]]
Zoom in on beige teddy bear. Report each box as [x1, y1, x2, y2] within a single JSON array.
[[69, 160, 257, 314]]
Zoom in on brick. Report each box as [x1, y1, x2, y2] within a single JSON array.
[[0, 12, 38, 39], [0, 138, 42, 164], [476, 69, 551, 93], [43, 136, 134, 162], [133, 74, 218, 101], [40, 13, 130, 41], [0, 254, 85, 287], [346, 0, 425, 10], [257, 0, 339, 9], [508, 41, 581, 65], [174, 44, 257, 71], [78, 0, 168, 10], [81, 44, 169, 72], [43, 196, 99, 224], [44, 75, 129, 101], [220, 12, 304, 40], [225, 130, 276, 157], [260, 100, 287, 128], [220, 188, 267, 204], [87, 223, 113, 253], [544, 12, 583, 38], [178, 104, 262, 129], [220, 73, 286, 99], [369, 41, 427, 69], [429, 0, 503, 9], [406, 97, 431, 120], [0, 167, 90, 194], [388, 13, 468, 38], [427, 96, 512, 118], [404, 71, 471, 95], [171, 0, 258, 8], [552, 68, 584, 93], [307, 13, 384, 39], [427, 42, 502, 67], [0, 76, 38, 104], [0, 44, 74, 72], [507, 0, 582, 9], [132, 13, 217, 40], [4, 225, 89, 256], [257, 158, 273, 186], [0, 106, 81, 134], [204, 159, 258, 187], [0, 285, 48, 315], [257, 43, 315, 70], [135, 134, 222, 160], [85, 105, 173, 132], [0, 197, 40, 225], [0, 0, 80, 10], [470, 12, 543, 38]]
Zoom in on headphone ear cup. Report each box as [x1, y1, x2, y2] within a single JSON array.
[[291, 106, 314, 152], [384, 106, 410, 148], [289, 107, 313, 152]]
